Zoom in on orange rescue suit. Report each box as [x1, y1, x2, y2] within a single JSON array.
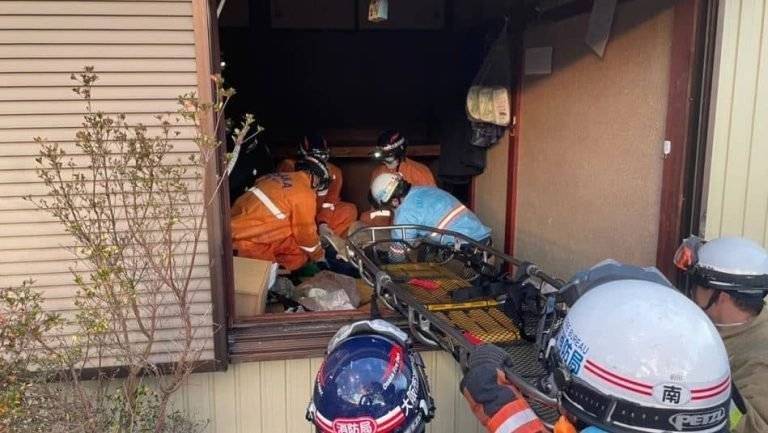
[[278, 159, 358, 237], [363, 157, 437, 225], [231, 171, 323, 271]]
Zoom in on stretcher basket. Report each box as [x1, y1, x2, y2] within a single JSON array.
[[345, 225, 568, 425]]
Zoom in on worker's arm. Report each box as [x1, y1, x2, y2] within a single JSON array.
[[461, 345, 547, 433], [325, 163, 343, 205], [290, 188, 323, 261], [733, 359, 768, 433], [390, 202, 422, 241]]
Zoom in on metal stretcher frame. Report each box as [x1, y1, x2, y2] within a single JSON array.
[[345, 224, 565, 411]]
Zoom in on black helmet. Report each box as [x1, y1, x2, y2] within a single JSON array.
[[372, 130, 407, 164], [299, 133, 330, 162], [295, 156, 331, 195]]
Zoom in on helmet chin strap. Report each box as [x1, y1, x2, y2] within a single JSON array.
[[700, 287, 721, 311]]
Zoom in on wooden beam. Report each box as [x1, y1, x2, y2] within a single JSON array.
[[273, 144, 441, 159], [656, 0, 708, 281], [505, 32, 524, 257], [229, 309, 404, 362]]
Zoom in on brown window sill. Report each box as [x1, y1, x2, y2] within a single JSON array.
[[228, 308, 406, 362]]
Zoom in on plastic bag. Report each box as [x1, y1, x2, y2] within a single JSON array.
[[466, 22, 512, 128], [296, 271, 361, 311]]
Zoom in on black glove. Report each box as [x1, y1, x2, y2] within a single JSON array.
[[460, 345, 546, 432], [460, 345, 516, 419]]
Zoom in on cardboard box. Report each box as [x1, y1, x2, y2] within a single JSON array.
[[233, 256, 276, 318]]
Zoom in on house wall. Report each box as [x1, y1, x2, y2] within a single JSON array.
[[474, 135, 510, 248], [172, 352, 482, 433], [513, 0, 675, 278], [702, 0, 768, 247], [0, 0, 215, 363]]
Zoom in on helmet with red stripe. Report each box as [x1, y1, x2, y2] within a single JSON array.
[[548, 261, 731, 433], [307, 320, 434, 433]]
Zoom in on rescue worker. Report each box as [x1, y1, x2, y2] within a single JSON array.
[[230, 156, 330, 271], [278, 133, 358, 237], [462, 260, 733, 433], [362, 130, 437, 226], [370, 130, 436, 186], [674, 236, 768, 433], [369, 172, 491, 244]]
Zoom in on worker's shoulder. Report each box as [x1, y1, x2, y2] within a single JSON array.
[[257, 171, 311, 190], [728, 312, 768, 366], [404, 157, 431, 172]]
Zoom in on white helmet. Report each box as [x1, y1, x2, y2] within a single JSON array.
[[675, 236, 768, 295], [550, 263, 731, 433], [370, 173, 410, 207]]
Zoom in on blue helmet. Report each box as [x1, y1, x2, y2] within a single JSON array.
[[307, 320, 434, 433]]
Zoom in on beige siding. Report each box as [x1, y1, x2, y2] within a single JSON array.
[[171, 353, 481, 433], [702, 0, 768, 247], [0, 1, 215, 362]]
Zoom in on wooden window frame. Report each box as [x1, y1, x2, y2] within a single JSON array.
[[193, 0, 231, 370], [199, 0, 719, 363]]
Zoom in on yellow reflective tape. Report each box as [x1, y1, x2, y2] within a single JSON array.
[[426, 300, 501, 311], [730, 407, 744, 430]]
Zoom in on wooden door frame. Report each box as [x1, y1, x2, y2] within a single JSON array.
[[656, 0, 719, 281]]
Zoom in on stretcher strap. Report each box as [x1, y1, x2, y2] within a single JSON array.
[[250, 187, 287, 220]]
